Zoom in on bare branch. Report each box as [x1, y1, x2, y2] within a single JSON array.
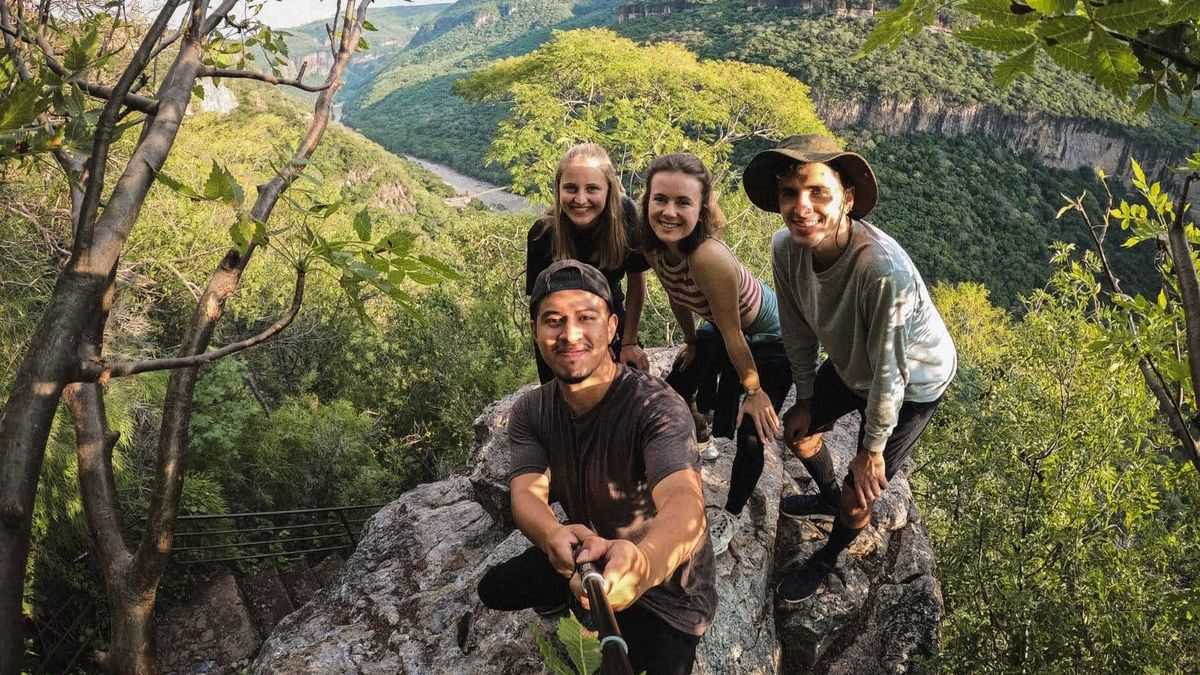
[[200, 0, 241, 36], [198, 62, 331, 92], [149, 27, 185, 62], [84, 268, 306, 381]]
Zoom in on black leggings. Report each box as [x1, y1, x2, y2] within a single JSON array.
[[665, 327, 790, 515], [478, 546, 701, 675]]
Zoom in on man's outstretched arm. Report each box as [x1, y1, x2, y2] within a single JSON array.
[[511, 471, 595, 577], [573, 467, 706, 611]]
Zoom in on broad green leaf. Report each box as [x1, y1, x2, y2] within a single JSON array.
[[1036, 15, 1091, 43], [954, 24, 1037, 52], [1165, 0, 1200, 22], [962, 0, 1038, 25], [556, 615, 601, 675], [65, 23, 99, 75], [417, 254, 464, 280], [353, 208, 372, 241], [357, 36, 369, 50], [1087, 29, 1140, 95], [0, 79, 46, 130], [1131, 157, 1147, 186], [191, 84, 206, 100], [362, 19, 378, 31], [994, 44, 1038, 87], [859, 0, 918, 54], [531, 623, 575, 675], [155, 170, 204, 199], [1026, 0, 1076, 13], [228, 215, 255, 251], [1094, 0, 1166, 33], [1133, 85, 1156, 116], [1045, 41, 1091, 73]]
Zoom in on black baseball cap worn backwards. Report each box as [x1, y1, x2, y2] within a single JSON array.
[[529, 260, 614, 320], [742, 134, 879, 219]]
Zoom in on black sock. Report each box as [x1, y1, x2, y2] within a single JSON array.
[[815, 517, 863, 565], [800, 443, 841, 507], [724, 427, 765, 516]]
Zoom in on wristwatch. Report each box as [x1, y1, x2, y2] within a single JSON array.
[[744, 386, 761, 398]]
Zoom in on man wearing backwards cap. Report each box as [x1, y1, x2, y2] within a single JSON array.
[[742, 135, 957, 603], [477, 259, 716, 674]]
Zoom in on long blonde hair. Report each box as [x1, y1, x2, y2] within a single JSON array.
[[546, 143, 629, 271]]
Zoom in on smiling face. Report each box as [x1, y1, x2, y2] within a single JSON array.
[[557, 162, 610, 229], [647, 170, 703, 250], [776, 162, 854, 265], [533, 289, 618, 385]]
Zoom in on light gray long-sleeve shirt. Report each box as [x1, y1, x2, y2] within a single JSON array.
[[771, 221, 957, 453]]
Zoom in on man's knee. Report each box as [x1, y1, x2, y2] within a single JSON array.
[[793, 431, 824, 459], [477, 564, 506, 610]]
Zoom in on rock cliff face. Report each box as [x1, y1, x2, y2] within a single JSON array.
[[814, 93, 1183, 182], [254, 350, 942, 673], [408, 3, 519, 47]]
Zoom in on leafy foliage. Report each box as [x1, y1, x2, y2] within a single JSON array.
[[531, 615, 603, 675], [863, 0, 1200, 119], [454, 28, 829, 200], [921, 281, 1200, 671]]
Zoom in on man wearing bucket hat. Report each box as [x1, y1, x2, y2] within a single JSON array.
[[743, 135, 957, 603], [477, 260, 717, 673]]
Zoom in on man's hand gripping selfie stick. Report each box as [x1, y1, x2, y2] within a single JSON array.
[[577, 558, 635, 675]]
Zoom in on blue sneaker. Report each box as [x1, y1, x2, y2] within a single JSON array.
[[778, 556, 835, 604], [780, 493, 838, 522]]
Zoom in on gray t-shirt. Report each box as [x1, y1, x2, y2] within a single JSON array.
[[508, 365, 717, 636]]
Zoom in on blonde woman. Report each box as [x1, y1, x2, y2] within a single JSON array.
[[526, 144, 650, 383]]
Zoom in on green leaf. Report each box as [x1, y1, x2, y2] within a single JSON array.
[[994, 44, 1038, 87], [192, 83, 206, 100], [1093, 0, 1166, 33], [362, 19, 378, 31], [962, 0, 1037, 25], [1026, 0, 1075, 12], [531, 622, 575, 675], [1036, 15, 1091, 44], [1165, 0, 1200, 22], [353, 208, 372, 241], [155, 170, 204, 200], [64, 23, 99, 75], [203, 160, 245, 208], [417, 254, 464, 280], [1133, 86, 1156, 116], [858, 0, 918, 54], [1045, 41, 1091, 73], [228, 215, 255, 251], [954, 24, 1037, 52], [0, 78, 46, 130], [1087, 29, 1140, 95], [357, 36, 369, 50], [556, 615, 601, 675]]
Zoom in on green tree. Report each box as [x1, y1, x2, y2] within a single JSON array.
[[453, 27, 831, 199]]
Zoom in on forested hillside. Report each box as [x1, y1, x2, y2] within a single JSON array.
[[316, 0, 1186, 308]]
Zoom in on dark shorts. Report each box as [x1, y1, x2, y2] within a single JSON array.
[[478, 546, 701, 675], [806, 360, 943, 482]]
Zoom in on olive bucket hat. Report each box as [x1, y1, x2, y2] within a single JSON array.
[[742, 134, 878, 219]]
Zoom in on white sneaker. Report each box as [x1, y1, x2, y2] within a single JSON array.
[[708, 508, 738, 556], [698, 437, 719, 461]]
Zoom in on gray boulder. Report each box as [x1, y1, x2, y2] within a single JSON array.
[[254, 350, 942, 673]]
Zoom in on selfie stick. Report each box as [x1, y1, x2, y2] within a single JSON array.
[[578, 559, 635, 675]]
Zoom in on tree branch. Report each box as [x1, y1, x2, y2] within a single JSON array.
[[1165, 173, 1200, 418], [83, 268, 305, 381], [73, 0, 180, 258], [197, 62, 330, 92]]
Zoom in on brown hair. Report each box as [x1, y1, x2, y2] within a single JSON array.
[[544, 143, 629, 270], [639, 152, 725, 256]]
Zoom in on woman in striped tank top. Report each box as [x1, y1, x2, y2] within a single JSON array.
[[640, 153, 793, 556]]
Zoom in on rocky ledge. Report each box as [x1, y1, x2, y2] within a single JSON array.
[[253, 350, 941, 673]]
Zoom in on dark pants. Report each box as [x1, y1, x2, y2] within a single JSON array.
[[806, 359, 943, 483], [477, 546, 701, 675], [665, 324, 790, 514]]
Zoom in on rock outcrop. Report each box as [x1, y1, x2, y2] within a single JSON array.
[[254, 350, 942, 673], [814, 92, 1186, 184]]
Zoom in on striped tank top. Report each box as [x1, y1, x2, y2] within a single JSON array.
[[650, 239, 763, 325]]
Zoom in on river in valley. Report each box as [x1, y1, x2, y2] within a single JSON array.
[[402, 155, 539, 213]]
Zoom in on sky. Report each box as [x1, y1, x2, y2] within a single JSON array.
[[250, 0, 449, 29]]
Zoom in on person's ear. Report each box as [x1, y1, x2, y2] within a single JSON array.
[[607, 312, 618, 342]]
